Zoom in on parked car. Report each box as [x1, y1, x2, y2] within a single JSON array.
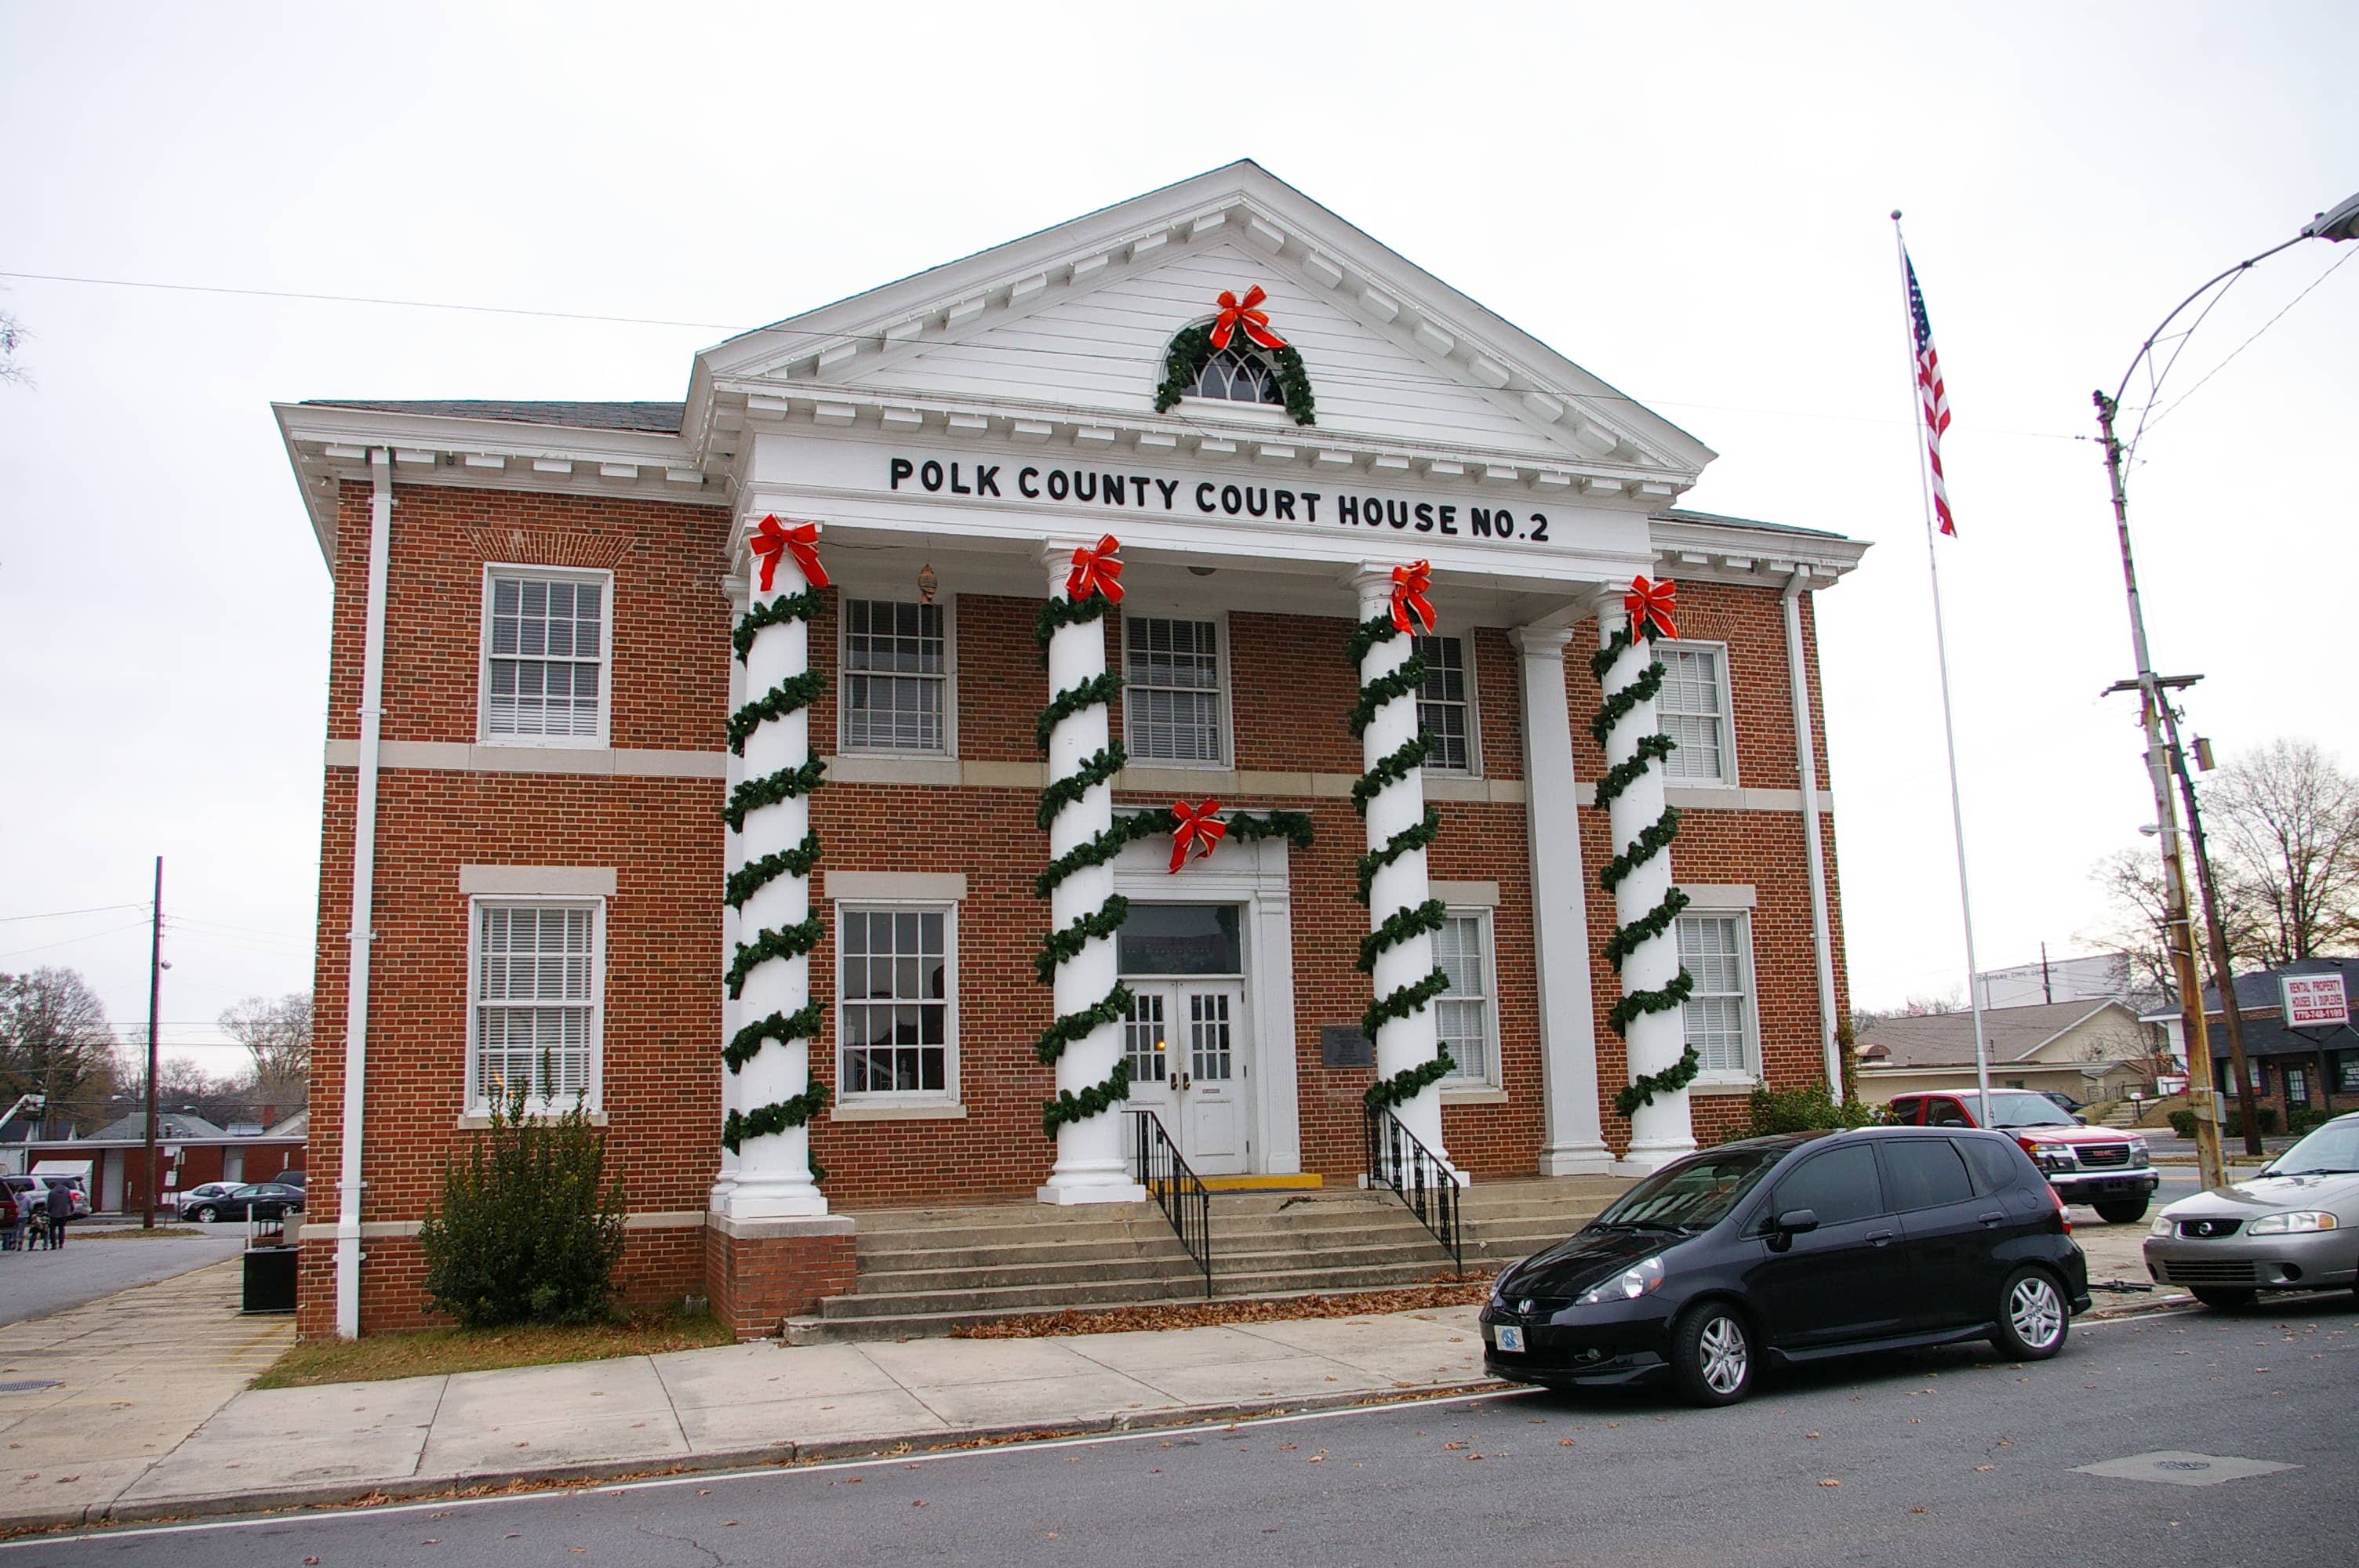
[[175, 1182, 241, 1218], [1887, 1089, 2159, 1223], [277, 1169, 305, 1189], [2038, 1091, 2087, 1116], [2144, 1109, 2359, 1309], [22, 1174, 90, 1218], [1481, 1127, 2090, 1406], [183, 1182, 304, 1222]]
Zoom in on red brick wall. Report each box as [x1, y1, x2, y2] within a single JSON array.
[[306, 478, 1852, 1330], [706, 1227, 859, 1340]]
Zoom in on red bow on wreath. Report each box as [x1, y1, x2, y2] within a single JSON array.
[[1067, 534, 1125, 604], [1389, 559, 1438, 636], [1210, 285, 1287, 351], [1624, 574, 1678, 641], [1169, 798, 1227, 873], [751, 515, 830, 593]]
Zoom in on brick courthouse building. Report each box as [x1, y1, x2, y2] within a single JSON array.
[[276, 163, 1866, 1338]]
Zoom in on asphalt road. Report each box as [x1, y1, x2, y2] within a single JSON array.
[[0, 1228, 245, 1326], [24, 1294, 2355, 1568]]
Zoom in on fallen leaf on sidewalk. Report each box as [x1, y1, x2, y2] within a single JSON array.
[[1443, 1441, 1467, 1450], [913, 1499, 927, 1508], [1818, 1479, 1841, 1488], [1559, 1439, 1576, 1447], [1974, 1465, 1994, 1473]]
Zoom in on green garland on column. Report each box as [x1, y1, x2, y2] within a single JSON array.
[[722, 585, 831, 1160], [1032, 586, 1134, 1141], [1592, 622, 1699, 1117], [1348, 611, 1455, 1109]]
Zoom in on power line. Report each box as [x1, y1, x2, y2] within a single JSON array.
[[0, 920, 153, 962], [0, 902, 148, 924], [2141, 246, 2358, 438], [0, 269, 736, 332]]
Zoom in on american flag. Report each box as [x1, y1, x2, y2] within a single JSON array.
[[1905, 250, 1956, 537]]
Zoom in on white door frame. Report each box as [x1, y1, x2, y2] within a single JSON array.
[[1114, 832, 1300, 1176]]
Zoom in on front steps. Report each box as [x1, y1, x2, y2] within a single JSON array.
[[788, 1175, 1626, 1342]]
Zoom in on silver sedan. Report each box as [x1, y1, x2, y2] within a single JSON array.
[[2144, 1110, 2359, 1308]]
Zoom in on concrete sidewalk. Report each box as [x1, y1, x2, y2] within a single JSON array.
[[0, 1258, 290, 1530]]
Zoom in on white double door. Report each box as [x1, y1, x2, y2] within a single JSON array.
[[1122, 979, 1249, 1175]]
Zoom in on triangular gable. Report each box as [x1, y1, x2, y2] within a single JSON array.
[[689, 161, 1714, 481]]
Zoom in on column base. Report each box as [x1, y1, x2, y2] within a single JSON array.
[[704, 1213, 857, 1341], [724, 1179, 830, 1221], [1537, 1142, 1618, 1177], [1611, 1138, 1699, 1178], [1036, 1174, 1148, 1206]]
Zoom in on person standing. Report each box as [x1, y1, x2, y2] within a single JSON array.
[[1, 1186, 21, 1251], [43, 1181, 71, 1248]]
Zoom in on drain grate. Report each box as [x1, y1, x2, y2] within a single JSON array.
[[0, 1380, 64, 1394]]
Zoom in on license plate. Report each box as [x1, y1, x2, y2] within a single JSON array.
[[1495, 1325, 1525, 1353]]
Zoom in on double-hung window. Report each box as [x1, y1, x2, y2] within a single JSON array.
[[1435, 911, 1498, 1088], [1677, 910, 1756, 1080], [1125, 616, 1226, 764], [841, 599, 950, 753], [1413, 635, 1475, 774], [483, 569, 609, 743], [838, 905, 954, 1098], [1656, 641, 1733, 785], [470, 900, 603, 1111]]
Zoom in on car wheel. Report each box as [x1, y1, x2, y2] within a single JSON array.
[[2191, 1287, 2255, 1311], [1992, 1267, 2069, 1359], [2093, 1199, 2149, 1225], [1669, 1303, 1755, 1406], [193, 1206, 220, 1222]]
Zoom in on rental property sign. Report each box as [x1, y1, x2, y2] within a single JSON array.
[[2281, 972, 2349, 1029]]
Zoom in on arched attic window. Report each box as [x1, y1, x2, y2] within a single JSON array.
[[1154, 318, 1318, 426]]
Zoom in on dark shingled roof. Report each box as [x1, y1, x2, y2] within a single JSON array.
[[1648, 506, 1848, 541], [304, 400, 685, 433]]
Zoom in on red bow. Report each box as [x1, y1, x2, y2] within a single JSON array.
[[1210, 285, 1286, 351], [1067, 534, 1125, 604], [1625, 575, 1678, 641], [1389, 560, 1437, 636], [751, 515, 830, 593], [1169, 799, 1227, 873]]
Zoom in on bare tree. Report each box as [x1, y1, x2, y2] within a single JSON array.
[[217, 993, 311, 1115], [2201, 739, 2359, 964], [0, 967, 119, 1131], [0, 308, 30, 388]]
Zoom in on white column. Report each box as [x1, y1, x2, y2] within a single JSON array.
[[1352, 568, 1447, 1163], [1038, 544, 1145, 1206], [1513, 625, 1612, 1175], [711, 578, 748, 1217], [1599, 607, 1697, 1174], [731, 546, 826, 1218]]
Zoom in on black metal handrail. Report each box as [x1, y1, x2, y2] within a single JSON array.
[[1130, 1109, 1214, 1297], [1365, 1104, 1465, 1275]]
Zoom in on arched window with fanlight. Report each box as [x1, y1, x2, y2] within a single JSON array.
[[1154, 320, 1317, 426]]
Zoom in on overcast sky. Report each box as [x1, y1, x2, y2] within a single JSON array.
[[2, 2, 2353, 1077]]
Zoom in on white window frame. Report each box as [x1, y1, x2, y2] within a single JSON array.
[[1413, 633, 1482, 777], [1121, 608, 1234, 770], [1436, 906, 1503, 1094], [833, 899, 961, 1109], [464, 894, 607, 1116], [1676, 897, 1761, 1086], [1654, 637, 1736, 787], [836, 593, 958, 757], [478, 564, 614, 749]]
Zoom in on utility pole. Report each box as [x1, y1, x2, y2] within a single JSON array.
[[144, 856, 162, 1231], [2161, 707, 2263, 1156], [2095, 392, 2222, 1192], [2041, 942, 2052, 1004]]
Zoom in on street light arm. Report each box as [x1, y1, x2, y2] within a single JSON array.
[[2106, 232, 2314, 410]]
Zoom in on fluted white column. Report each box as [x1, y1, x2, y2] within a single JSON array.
[[1353, 568, 1448, 1163], [1598, 607, 1696, 1173], [1038, 543, 1145, 1206], [730, 546, 825, 1218]]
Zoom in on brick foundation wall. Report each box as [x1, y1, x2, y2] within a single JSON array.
[[705, 1221, 859, 1340], [293, 1225, 709, 1338], [302, 479, 1853, 1333]]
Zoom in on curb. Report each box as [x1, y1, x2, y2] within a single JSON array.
[[7, 1378, 1510, 1537]]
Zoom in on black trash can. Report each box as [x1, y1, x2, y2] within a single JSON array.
[[242, 1244, 298, 1314]]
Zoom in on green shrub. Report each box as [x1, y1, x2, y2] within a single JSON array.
[[2167, 1109, 2197, 1140], [420, 1082, 627, 1328], [2167, 1105, 2281, 1139], [2287, 1109, 2332, 1136], [1745, 1080, 1880, 1138]]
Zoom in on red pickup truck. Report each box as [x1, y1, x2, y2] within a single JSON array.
[[1888, 1089, 2160, 1224]]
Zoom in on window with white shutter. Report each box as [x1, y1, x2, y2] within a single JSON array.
[[483, 570, 609, 744]]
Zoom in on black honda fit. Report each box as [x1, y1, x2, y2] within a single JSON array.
[[1481, 1127, 2090, 1406]]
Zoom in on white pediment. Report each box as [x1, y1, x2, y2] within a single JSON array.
[[690, 162, 1714, 486]]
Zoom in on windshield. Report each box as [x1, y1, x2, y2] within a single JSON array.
[[2270, 1118, 2359, 1176], [1962, 1093, 2076, 1129], [1591, 1145, 1790, 1231]]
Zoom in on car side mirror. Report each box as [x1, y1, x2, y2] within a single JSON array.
[[1765, 1208, 1819, 1251], [2072, 1114, 2088, 1126]]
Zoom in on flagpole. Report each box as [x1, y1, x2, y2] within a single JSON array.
[[1890, 212, 1993, 1114]]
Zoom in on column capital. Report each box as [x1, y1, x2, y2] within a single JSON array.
[[1344, 563, 1400, 615], [1510, 625, 1574, 659]]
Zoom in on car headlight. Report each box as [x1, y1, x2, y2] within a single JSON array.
[[2248, 1211, 2339, 1236], [2128, 1137, 2150, 1167], [1576, 1255, 1665, 1305], [2026, 1141, 2077, 1171], [2149, 1213, 2175, 1237]]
